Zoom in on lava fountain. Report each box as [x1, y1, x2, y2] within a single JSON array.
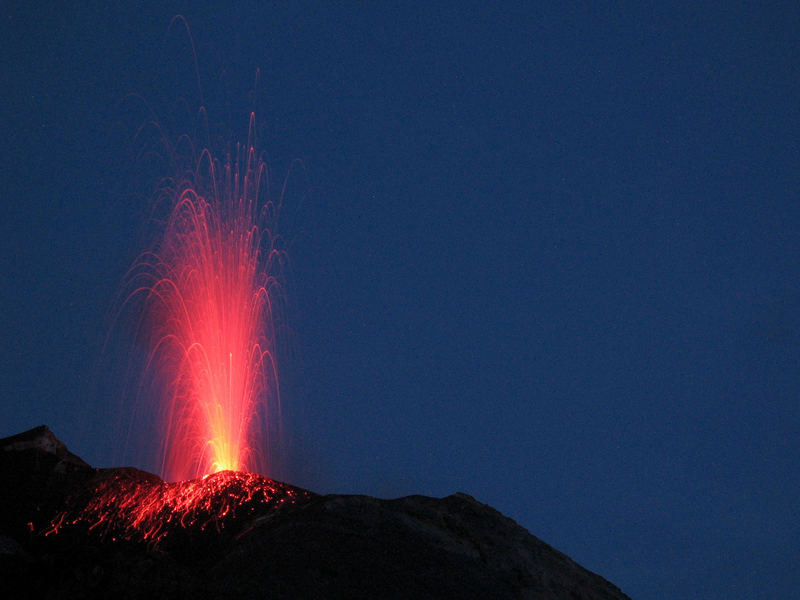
[[123, 113, 286, 482]]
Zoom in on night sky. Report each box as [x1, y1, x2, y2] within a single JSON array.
[[2, 3, 799, 598]]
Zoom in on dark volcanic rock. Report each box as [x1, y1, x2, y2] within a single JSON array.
[[210, 493, 629, 600], [0, 426, 94, 542], [0, 426, 631, 599]]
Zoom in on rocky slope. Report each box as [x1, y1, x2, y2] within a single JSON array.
[[0, 426, 631, 599]]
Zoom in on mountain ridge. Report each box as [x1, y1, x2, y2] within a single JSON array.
[[0, 425, 631, 599]]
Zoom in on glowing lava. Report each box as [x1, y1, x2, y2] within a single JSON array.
[[124, 113, 285, 481], [46, 469, 313, 548]]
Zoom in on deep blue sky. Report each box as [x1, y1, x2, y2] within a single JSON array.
[[2, 3, 799, 598]]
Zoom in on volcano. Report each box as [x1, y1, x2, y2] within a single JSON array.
[[0, 426, 631, 599]]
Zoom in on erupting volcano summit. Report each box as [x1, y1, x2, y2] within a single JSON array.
[[0, 426, 632, 599]]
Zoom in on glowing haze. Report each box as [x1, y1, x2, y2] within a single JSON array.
[[124, 113, 285, 482]]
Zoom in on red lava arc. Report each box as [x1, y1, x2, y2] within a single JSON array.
[[125, 113, 285, 482]]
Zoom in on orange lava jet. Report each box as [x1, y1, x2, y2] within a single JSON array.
[[125, 113, 285, 481]]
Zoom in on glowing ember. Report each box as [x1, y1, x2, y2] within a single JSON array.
[[46, 469, 313, 547], [124, 114, 286, 481]]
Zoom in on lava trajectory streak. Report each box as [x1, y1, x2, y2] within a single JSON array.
[[124, 113, 286, 482]]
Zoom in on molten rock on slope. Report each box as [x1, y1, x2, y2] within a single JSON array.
[[0, 426, 632, 600]]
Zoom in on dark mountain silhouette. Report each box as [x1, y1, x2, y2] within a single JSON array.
[[0, 426, 631, 599]]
